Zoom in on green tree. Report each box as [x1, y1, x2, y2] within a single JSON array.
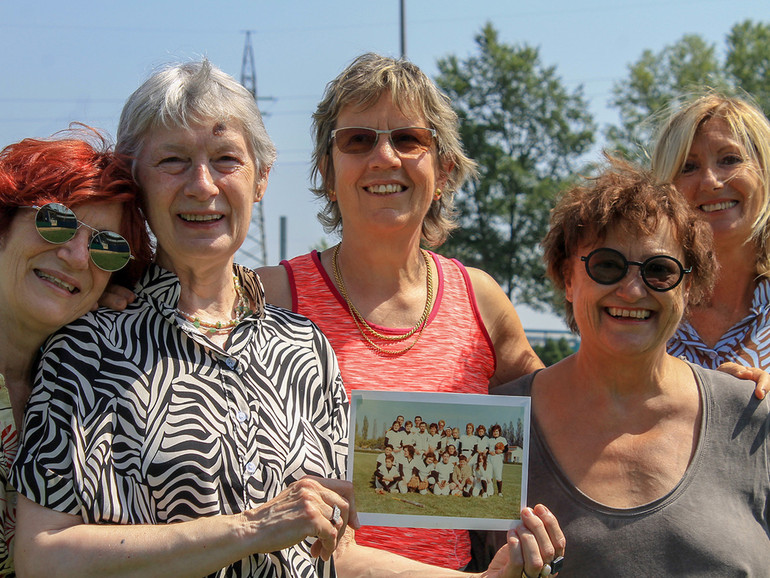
[[435, 23, 595, 310], [532, 337, 575, 367], [607, 34, 724, 159], [725, 20, 770, 112], [514, 419, 524, 448], [607, 20, 770, 158]]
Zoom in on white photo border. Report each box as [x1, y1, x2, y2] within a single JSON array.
[[348, 390, 531, 531]]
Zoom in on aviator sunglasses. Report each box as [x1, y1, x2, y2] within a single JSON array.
[[580, 247, 691, 292], [28, 202, 133, 272], [330, 126, 436, 156]]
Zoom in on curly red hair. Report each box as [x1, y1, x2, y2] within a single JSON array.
[[0, 126, 151, 286]]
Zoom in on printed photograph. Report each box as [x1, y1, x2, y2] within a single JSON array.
[[348, 390, 531, 531]]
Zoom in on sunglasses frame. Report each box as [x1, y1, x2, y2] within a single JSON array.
[[580, 247, 691, 292], [330, 126, 437, 156], [29, 203, 134, 272]]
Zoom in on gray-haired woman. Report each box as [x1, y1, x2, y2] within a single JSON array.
[[12, 59, 351, 578]]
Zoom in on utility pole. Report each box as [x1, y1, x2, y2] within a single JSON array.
[[239, 30, 270, 267], [400, 0, 406, 58]]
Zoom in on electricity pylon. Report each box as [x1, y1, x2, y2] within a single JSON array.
[[238, 30, 272, 267]]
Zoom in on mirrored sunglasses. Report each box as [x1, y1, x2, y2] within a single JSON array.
[[580, 247, 691, 292], [330, 126, 436, 156], [29, 202, 133, 272]]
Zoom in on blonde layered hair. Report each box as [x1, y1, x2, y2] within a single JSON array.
[[650, 92, 770, 278]]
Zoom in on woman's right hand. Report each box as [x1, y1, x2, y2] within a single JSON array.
[[717, 362, 770, 400], [244, 476, 358, 561]]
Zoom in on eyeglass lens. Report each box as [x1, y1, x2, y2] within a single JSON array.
[[582, 248, 686, 292], [332, 127, 434, 155], [34, 203, 132, 272]]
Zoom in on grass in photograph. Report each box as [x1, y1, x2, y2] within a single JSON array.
[[353, 450, 522, 522]]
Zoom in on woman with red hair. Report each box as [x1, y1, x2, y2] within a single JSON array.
[[0, 127, 150, 574]]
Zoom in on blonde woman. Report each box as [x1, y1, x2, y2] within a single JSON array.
[[651, 92, 770, 398]]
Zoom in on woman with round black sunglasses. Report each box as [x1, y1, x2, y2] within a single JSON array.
[[493, 157, 770, 575], [0, 127, 150, 575]]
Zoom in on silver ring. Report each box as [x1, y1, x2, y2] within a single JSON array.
[[330, 504, 341, 525]]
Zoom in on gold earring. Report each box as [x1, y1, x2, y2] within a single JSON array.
[[434, 188, 442, 200], [329, 190, 337, 202]]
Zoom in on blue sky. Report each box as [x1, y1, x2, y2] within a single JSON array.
[[3, 0, 769, 329]]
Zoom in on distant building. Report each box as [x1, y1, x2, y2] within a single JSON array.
[[506, 445, 524, 464]]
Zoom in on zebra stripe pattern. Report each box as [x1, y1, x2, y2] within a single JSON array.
[[11, 264, 348, 578]]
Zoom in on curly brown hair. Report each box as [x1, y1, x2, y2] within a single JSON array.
[[542, 155, 717, 333]]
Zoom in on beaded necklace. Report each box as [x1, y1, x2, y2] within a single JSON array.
[[332, 243, 434, 355], [176, 274, 253, 335]]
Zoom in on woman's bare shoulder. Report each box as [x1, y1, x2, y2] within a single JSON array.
[[255, 265, 292, 309]]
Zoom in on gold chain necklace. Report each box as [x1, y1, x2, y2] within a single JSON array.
[[176, 274, 253, 335], [332, 243, 434, 355]]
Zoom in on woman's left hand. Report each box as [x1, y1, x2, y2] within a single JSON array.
[[481, 505, 565, 578], [717, 362, 769, 400]]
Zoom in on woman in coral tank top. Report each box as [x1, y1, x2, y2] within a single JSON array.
[[258, 52, 550, 573]]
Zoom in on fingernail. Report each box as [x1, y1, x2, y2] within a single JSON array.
[[521, 507, 533, 518]]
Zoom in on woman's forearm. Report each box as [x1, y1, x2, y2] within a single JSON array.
[[334, 541, 470, 578], [16, 504, 259, 578], [16, 477, 350, 577]]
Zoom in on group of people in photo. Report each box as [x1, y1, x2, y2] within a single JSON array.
[[374, 416, 509, 498], [0, 38, 768, 577]]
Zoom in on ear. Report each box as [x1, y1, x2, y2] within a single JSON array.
[[437, 160, 454, 190], [318, 155, 335, 197], [254, 168, 271, 203]]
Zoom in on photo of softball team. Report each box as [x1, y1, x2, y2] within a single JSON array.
[[349, 390, 530, 531], [374, 418, 510, 498]]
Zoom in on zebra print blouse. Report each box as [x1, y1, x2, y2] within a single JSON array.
[[668, 278, 770, 370], [11, 264, 348, 578]]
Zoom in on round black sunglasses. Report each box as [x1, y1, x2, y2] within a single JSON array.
[[580, 248, 691, 292]]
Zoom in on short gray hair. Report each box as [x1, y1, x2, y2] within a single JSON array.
[[116, 59, 276, 174]]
